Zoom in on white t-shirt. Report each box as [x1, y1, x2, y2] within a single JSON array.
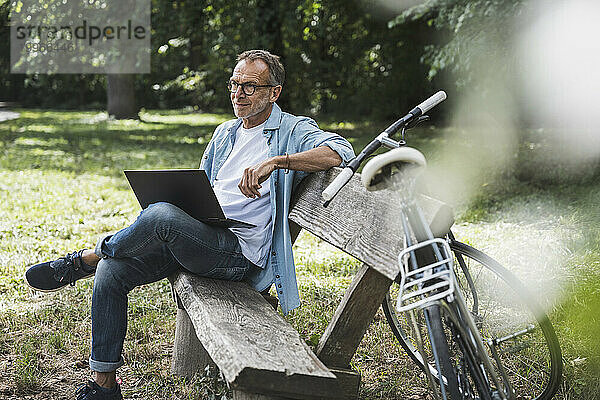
[[213, 121, 273, 268]]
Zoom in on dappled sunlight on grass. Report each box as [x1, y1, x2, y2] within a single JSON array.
[[139, 110, 231, 126], [1, 109, 217, 176], [18, 124, 59, 134], [14, 137, 69, 147], [293, 230, 361, 278]]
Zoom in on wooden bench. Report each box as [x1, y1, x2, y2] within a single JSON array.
[[170, 167, 454, 399]]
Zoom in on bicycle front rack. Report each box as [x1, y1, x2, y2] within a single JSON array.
[[396, 238, 455, 312]]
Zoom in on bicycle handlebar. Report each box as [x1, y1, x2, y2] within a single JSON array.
[[417, 90, 447, 115], [322, 91, 447, 206], [383, 90, 447, 136], [322, 168, 354, 202]]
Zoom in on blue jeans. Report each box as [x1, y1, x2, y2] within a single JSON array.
[[89, 202, 255, 372]]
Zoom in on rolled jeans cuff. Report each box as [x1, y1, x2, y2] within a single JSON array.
[[94, 234, 113, 259], [89, 356, 124, 372]]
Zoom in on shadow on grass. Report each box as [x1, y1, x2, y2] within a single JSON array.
[[0, 109, 227, 177]]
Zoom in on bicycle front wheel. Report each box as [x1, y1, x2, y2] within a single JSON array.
[[383, 240, 563, 400]]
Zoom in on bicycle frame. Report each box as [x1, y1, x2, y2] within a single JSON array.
[[397, 200, 513, 400]]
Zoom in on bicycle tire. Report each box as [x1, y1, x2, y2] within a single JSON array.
[[405, 287, 496, 399], [382, 240, 563, 400], [425, 304, 462, 400], [439, 298, 497, 400]]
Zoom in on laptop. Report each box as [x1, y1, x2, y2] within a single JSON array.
[[123, 169, 255, 229]]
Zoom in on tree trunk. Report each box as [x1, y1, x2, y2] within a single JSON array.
[[107, 74, 138, 119], [255, 0, 288, 109], [190, 35, 205, 70], [8, 74, 24, 102], [255, 0, 283, 57]]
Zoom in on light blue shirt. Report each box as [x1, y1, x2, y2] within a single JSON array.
[[200, 103, 355, 314]]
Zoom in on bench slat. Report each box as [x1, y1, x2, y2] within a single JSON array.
[[289, 168, 453, 281], [172, 272, 343, 399]]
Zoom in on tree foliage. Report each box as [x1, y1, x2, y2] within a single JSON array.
[[389, 0, 526, 87], [1, 0, 440, 119]]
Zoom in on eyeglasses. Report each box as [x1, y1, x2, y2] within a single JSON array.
[[227, 80, 276, 96]]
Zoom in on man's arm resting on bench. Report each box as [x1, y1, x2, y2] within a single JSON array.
[[239, 146, 342, 198]]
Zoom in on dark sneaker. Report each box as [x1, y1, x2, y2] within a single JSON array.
[[76, 381, 123, 400], [24, 250, 96, 292]]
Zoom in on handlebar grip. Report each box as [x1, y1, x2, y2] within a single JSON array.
[[416, 91, 447, 114], [322, 167, 354, 202]]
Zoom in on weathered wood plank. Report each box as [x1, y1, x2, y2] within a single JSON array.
[[233, 392, 292, 400], [316, 264, 392, 368], [232, 369, 359, 400], [171, 308, 215, 378], [232, 368, 360, 400], [329, 368, 361, 400], [289, 168, 454, 281], [172, 272, 343, 399]]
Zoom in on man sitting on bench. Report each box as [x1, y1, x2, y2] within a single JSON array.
[[24, 49, 355, 400]]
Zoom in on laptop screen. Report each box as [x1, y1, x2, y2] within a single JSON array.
[[124, 169, 225, 221]]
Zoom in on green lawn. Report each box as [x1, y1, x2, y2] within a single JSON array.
[[0, 109, 598, 399]]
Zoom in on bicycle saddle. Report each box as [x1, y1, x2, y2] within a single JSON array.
[[361, 147, 426, 191]]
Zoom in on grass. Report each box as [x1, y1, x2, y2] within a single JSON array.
[[14, 338, 42, 392], [0, 108, 599, 399]]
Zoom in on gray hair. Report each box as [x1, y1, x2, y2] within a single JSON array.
[[236, 49, 285, 86]]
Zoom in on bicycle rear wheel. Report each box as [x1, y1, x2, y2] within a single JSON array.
[[424, 304, 462, 400], [383, 240, 562, 400]]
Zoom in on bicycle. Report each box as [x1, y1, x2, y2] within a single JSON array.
[[321, 92, 563, 400]]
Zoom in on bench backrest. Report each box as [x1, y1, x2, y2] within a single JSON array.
[[289, 168, 454, 281]]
